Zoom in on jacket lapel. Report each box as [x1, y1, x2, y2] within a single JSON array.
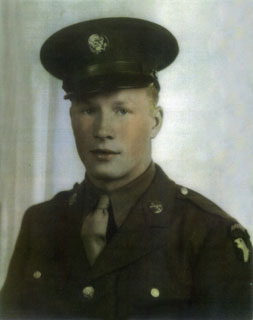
[[55, 183, 93, 280], [88, 166, 177, 281]]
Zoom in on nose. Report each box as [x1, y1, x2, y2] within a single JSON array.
[[93, 112, 114, 140]]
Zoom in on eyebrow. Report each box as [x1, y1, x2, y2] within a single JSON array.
[[76, 98, 96, 107], [112, 101, 128, 106]]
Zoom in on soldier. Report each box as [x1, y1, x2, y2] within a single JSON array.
[[0, 17, 252, 320]]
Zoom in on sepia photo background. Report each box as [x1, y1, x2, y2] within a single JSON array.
[[0, 0, 252, 289]]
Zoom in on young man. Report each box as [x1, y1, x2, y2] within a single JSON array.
[[0, 18, 252, 320]]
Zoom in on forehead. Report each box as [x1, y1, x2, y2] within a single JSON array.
[[77, 87, 150, 105]]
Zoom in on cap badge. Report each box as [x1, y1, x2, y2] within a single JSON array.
[[88, 34, 109, 55], [149, 201, 163, 214], [234, 238, 250, 263]]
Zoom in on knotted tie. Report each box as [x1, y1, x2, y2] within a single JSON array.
[[81, 195, 112, 266]]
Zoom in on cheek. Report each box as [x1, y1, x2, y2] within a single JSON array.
[[71, 117, 92, 145], [121, 118, 152, 155]]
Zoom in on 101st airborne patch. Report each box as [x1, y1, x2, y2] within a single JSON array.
[[231, 223, 250, 263]]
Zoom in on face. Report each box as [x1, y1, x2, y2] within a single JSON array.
[[70, 88, 162, 190]]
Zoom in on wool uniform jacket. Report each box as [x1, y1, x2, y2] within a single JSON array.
[[1, 165, 252, 319]]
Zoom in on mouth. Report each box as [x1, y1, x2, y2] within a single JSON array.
[[90, 149, 120, 160]]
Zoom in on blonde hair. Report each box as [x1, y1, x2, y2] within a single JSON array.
[[146, 83, 159, 116]]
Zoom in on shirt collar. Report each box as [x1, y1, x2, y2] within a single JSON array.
[[84, 162, 156, 227]]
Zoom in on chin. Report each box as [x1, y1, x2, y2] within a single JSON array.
[[86, 165, 124, 181]]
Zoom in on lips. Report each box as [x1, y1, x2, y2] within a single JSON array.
[[90, 149, 120, 160], [91, 149, 120, 155]]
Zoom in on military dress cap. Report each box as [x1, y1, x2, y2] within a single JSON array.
[[40, 17, 179, 95]]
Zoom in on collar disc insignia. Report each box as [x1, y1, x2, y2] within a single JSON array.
[[149, 201, 163, 214]]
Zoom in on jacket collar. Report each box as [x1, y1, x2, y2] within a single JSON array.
[[82, 162, 156, 227], [87, 164, 177, 280]]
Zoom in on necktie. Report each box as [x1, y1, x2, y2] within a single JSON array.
[[106, 202, 117, 243], [81, 195, 111, 265]]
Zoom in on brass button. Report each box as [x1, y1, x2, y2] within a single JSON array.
[[82, 286, 95, 299], [150, 288, 160, 298], [149, 201, 163, 214], [180, 187, 188, 196], [33, 271, 41, 279]]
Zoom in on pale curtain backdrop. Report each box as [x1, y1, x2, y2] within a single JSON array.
[[0, 0, 252, 289]]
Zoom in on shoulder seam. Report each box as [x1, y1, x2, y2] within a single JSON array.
[[175, 184, 236, 223]]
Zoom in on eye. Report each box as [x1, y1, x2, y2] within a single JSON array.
[[116, 107, 129, 116], [81, 107, 96, 115]]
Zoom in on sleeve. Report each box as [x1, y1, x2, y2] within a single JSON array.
[[0, 209, 32, 318], [192, 220, 253, 320]]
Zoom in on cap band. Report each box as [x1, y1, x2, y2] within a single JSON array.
[[63, 61, 159, 93], [72, 61, 155, 79]]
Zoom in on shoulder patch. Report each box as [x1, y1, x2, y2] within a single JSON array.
[[176, 185, 233, 221], [230, 223, 251, 263]]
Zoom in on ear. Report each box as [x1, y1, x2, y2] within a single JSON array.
[[69, 105, 76, 132], [150, 106, 163, 139], [69, 104, 74, 116]]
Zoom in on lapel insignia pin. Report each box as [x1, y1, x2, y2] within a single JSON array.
[[149, 201, 163, 214], [234, 238, 250, 263], [88, 34, 109, 55], [68, 192, 77, 206]]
